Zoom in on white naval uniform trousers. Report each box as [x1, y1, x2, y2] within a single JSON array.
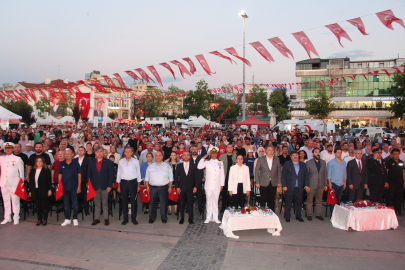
[[197, 158, 225, 221], [0, 154, 25, 221]]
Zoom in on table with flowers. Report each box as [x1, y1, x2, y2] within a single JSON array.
[[219, 206, 283, 239], [331, 201, 399, 232]]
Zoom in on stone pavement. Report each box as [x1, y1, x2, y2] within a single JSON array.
[[0, 201, 404, 270]]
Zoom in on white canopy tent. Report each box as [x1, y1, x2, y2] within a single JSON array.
[[0, 106, 22, 129], [187, 115, 218, 127], [36, 115, 61, 125], [59, 116, 76, 124]]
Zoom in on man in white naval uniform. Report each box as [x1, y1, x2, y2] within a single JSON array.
[[0, 142, 25, 225], [198, 147, 225, 224]]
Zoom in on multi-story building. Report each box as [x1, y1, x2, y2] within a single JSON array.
[[292, 57, 405, 128]]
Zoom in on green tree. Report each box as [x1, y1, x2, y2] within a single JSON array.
[[2, 100, 36, 126], [34, 98, 51, 118], [57, 92, 76, 117], [183, 79, 212, 118], [387, 71, 405, 119], [166, 85, 185, 120], [209, 96, 239, 121], [248, 85, 270, 117], [144, 88, 167, 117], [304, 88, 336, 119], [268, 88, 291, 122], [216, 83, 236, 100]]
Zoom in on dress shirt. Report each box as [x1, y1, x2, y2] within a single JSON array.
[[184, 161, 189, 175], [116, 157, 141, 183], [35, 168, 41, 188], [356, 158, 362, 172], [327, 158, 347, 186], [145, 162, 173, 186], [77, 156, 84, 166], [382, 151, 390, 160], [266, 156, 273, 171], [293, 162, 300, 187]]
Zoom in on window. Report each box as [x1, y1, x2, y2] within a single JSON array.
[[379, 63, 384, 68], [373, 75, 379, 82], [358, 64, 362, 68]]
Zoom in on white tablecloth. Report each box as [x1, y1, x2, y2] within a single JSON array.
[[219, 210, 282, 239], [331, 205, 399, 231]]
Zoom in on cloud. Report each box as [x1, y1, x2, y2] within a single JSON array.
[[328, 49, 374, 59]]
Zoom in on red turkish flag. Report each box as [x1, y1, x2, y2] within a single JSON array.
[[209, 51, 237, 64], [292, 31, 319, 61], [26, 88, 37, 102], [55, 180, 63, 201], [135, 68, 155, 84], [90, 78, 107, 93], [147, 65, 163, 87], [140, 186, 150, 203], [168, 188, 179, 202], [224, 47, 252, 67], [159, 62, 176, 79], [87, 179, 96, 201], [145, 121, 151, 130], [204, 123, 207, 131], [62, 83, 77, 97], [75, 92, 91, 118], [102, 75, 118, 91], [268, 37, 294, 59], [347, 17, 368, 35], [392, 66, 403, 74], [250, 41, 274, 62], [36, 87, 48, 99], [326, 188, 337, 205], [113, 73, 129, 91], [69, 82, 82, 93], [170, 60, 191, 79], [15, 178, 27, 200], [348, 75, 357, 81], [182, 57, 197, 74], [195, 54, 216, 76], [325, 23, 352, 47], [124, 70, 141, 80], [376, 10, 405, 30]]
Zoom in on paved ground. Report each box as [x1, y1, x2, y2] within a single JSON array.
[[0, 201, 404, 270]]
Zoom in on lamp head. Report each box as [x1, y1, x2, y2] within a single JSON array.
[[239, 11, 248, 18]]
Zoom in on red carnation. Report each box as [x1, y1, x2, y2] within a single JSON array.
[[241, 208, 246, 214]]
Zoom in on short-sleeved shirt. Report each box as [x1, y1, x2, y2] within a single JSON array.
[[243, 157, 256, 176], [278, 154, 291, 166], [28, 153, 51, 167], [51, 159, 63, 183], [235, 147, 246, 157], [58, 160, 82, 191], [386, 159, 404, 184], [14, 152, 29, 167]]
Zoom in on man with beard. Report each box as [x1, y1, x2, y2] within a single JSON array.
[[219, 144, 236, 213], [189, 145, 204, 215], [26, 143, 51, 180]]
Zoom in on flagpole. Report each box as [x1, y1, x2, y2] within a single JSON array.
[[239, 11, 248, 120]]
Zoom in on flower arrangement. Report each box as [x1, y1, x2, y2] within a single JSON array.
[[236, 206, 259, 214], [353, 200, 375, 208]]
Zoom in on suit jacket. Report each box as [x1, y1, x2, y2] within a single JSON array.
[[190, 155, 203, 184], [94, 110, 104, 117], [305, 159, 327, 190], [254, 155, 281, 187], [367, 158, 387, 186], [29, 168, 52, 200], [198, 147, 207, 157], [347, 158, 368, 189], [87, 158, 114, 190], [174, 162, 198, 192], [219, 153, 237, 177], [282, 160, 309, 191], [74, 156, 89, 186]]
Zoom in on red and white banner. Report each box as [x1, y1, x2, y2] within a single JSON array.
[[292, 31, 319, 61], [170, 60, 191, 79], [160, 62, 176, 79], [182, 57, 197, 74], [147, 65, 164, 87], [124, 70, 141, 80], [347, 17, 368, 35], [113, 73, 129, 91], [102, 75, 118, 92], [325, 23, 352, 47], [249, 41, 274, 63], [75, 92, 91, 118], [135, 68, 155, 84], [376, 9, 405, 30], [224, 47, 252, 67], [195, 54, 216, 76], [209, 51, 236, 64]]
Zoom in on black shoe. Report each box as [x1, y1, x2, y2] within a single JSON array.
[[296, 217, 304, 222], [121, 220, 128, 225], [148, 219, 154, 224], [132, 220, 138, 225], [162, 219, 167, 224], [285, 217, 290, 222], [179, 218, 184, 224], [42, 220, 47, 226], [36, 220, 42, 226], [144, 210, 149, 214], [188, 218, 194, 224], [198, 209, 203, 216]]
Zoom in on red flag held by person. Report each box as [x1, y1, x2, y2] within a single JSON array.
[[327, 188, 337, 205], [268, 37, 294, 59], [145, 121, 151, 130], [347, 17, 368, 35], [209, 51, 237, 64], [250, 41, 274, 62], [75, 92, 91, 118], [140, 186, 150, 203], [325, 23, 352, 47], [170, 60, 191, 79], [159, 62, 176, 79], [87, 179, 96, 201], [195, 54, 216, 76], [182, 57, 197, 74], [15, 178, 27, 200], [204, 123, 207, 131], [55, 180, 63, 201], [147, 65, 164, 87], [224, 47, 252, 67], [168, 188, 179, 202], [375, 10, 405, 30], [292, 31, 319, 61]]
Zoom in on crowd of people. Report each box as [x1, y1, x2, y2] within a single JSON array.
[[0, 124, 404, 227]]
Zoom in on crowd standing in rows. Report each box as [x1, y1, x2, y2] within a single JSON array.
[[0, 124, 404, 227]]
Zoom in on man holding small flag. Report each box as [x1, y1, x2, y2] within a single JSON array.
[[0, 143, 25, 225]]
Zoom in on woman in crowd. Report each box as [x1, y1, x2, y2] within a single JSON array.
[[28, 156, 52, 226], [166, 152, 179, 215], [140, 153, 154, 214], [299, 150, 308, 163], [135, 145, 143, 159], [228, 154, 251, 209]]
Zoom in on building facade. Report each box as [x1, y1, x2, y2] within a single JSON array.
[[292, 57, 405, 128]]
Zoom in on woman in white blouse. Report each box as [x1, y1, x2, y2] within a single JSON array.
[[228, 154, 251, 208], [28, 156, 52, 226]]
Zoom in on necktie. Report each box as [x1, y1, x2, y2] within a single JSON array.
[[198, 150, 201, 155], [185, 163, 188, 175], [358, 161, 362, 173]]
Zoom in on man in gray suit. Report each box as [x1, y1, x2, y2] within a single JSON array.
[[306, 148, 327, 221], [219, 144, 236, 212], [255, 145, 281, 211]]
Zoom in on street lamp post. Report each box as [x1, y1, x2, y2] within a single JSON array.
[[239, 11, 248, 120]]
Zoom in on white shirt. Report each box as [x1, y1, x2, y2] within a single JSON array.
[[116, 157, 142, 183], [382, 151, 390, 160], [77, 156, 85, 166], [343, 155, 355, 163], [355, 158, 363, 171], [0, 154, 24, 188], [183, 161, 189, 175], [237, 165, 243, 183], [400, 152, 405, 163], [320, 151, 335, 164], [266, 156, 273, 171], [35, 169, 41, 188], [341, 150, 349, 160]]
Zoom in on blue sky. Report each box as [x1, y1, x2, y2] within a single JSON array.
[[1, 0, 404, 92]]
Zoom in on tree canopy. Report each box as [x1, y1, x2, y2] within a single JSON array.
[[183, 79, 212, 118], [304, 88, 336, 119], [248, 85, 270, 117], [387, 71, 405, 119], [2, 100, 35, 126], [268, 88, 291, 122], [144, 88, 167, 117]]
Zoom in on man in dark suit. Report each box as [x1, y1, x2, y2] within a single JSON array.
[[282, 151, 310, 222], [74, 146, 90, 215], [190, 146, 204, 215], [367, 148, 388, 203], [174, 152, 198, 224], [347, 149, 368, 202], [219, 144, 236, 212], [88, 146, 114, 226], [94, 101, 104, 117]]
